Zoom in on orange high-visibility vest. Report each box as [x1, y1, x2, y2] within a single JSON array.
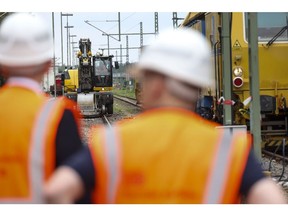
[[89, 108, 251, 204], [0, 84, 81, 203]]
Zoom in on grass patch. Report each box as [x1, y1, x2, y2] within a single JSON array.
[[113, 88, 136, 99]]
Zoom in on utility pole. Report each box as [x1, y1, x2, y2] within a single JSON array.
[[173, 12, 178, 28], [126, 36, 129, 63], [60, 12, 63, 66], [140, 22, 143, 47], [120, 44, 123, 64], [248, 12, 262, 160], [70, 41, 77, 67], [52, 12, 56, 97], [107, 35, 110, 56], [172, 12, 184, 29], [155, 12, 159, 34], [69, 35, 77, 67], [66, 16, 69, 67], [118, 12, 121, 42], [221, 12, 233, 125], [62, 13, 73, 67]]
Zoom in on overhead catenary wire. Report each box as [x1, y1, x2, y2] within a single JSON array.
[[105, 13, 136, 32], [123, 22, 141, 34]]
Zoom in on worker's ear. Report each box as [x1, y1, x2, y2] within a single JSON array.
[[148, 73, 166, 99], [0, 65, 9, 77], [155, 76, 166, 98]]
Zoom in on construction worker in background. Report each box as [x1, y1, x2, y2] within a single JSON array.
[[0, 13, 87, 203], [44, 28, 287, 204]]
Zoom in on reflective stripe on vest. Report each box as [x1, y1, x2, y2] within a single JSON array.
[[102, 124, 235, 204], [0, 99, 57, 203], [104, 126, 120, 203], [203, 129, 233, 204]]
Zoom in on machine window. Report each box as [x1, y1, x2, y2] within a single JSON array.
[[94, 59, 110, 76], [245, 12, 288, 42], [64, 71, 70, 79]]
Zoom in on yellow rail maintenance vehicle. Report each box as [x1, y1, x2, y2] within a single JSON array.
[[65, 38, 118, 117], [64, 69, 79, 93], [182, 12, 288, 150]]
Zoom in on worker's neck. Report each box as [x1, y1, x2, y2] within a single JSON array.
[[144, 94, 196, 112]]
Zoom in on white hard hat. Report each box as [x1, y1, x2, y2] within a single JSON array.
[[0, 13, 53, 67], [138, 28, 213, 88]]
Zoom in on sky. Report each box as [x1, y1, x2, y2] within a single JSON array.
[[36, 12, 187, 66]]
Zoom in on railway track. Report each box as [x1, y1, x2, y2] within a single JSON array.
[[262, 149, 288, 163], [114, 94, 142, 109], [262, 147, 288, 189], [102, 114, 112, 127], [262, 138, 288, 163]]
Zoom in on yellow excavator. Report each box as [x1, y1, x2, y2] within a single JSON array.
[[64, 38, 118, 117]]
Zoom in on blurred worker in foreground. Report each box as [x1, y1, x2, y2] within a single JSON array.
[[45, 28, 286, 204], [0, 13, 86, 203]]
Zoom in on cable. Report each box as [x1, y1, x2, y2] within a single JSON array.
[[123, 22, 140, 34], [106, 13, 136, 32]]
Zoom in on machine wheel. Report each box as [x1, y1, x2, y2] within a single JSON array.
[[101, 104, 106, 114], [107, 104, 113, 114]]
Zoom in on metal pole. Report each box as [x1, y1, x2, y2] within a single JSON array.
[[62, 13, 73, 66], [221, 12, 233, 125], [52, 12, 56, 97], [154, 12, 159, 35], [173, 12, 178, 28], [60, 12, 63, 66], [248, 12, 262, 160], [71, 36, 74, 67], [118, 12, 121, 42], [107, 35, 110, 56], [140, 22, 143, 47], [68, 28, 71, 67], [120, 44, 123, 64], [71, 42, 77, 67], [126, 36, 129, 63], [66, 16, 69, 67]]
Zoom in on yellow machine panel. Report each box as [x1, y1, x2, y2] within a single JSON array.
[[182, 12, 288, 143], [64, 69, 79, 93]]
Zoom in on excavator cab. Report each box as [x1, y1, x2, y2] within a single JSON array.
[[93, 56, 113, 88]]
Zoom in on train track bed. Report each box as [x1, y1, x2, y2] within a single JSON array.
[[81, 97, 141, 145], [114, 94, 142, 109], [262, 150, 288, 200]]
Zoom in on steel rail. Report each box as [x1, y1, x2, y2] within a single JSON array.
[[102, 114, 112, 128], [114, 95, 142, 109], [262, 149, 288, 163]]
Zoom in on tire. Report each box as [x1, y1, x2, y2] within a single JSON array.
[[107, 103, 113, 114]]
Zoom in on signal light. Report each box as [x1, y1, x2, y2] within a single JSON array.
[[233, 77, 243, 88], [233, 67, 243, 77]]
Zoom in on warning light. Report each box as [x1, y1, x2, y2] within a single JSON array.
[[233, 77, 243, 88], [233, 67, 243, 77]]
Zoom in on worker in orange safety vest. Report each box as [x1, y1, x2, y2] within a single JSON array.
[[0, 13, 86, 203], [44, 28, 287, 204]]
